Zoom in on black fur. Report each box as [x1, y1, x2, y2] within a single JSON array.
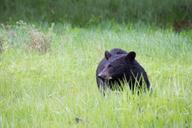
[[96, 48, 151, 93]]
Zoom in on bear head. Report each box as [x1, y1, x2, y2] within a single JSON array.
[[98, 50, 136, 82]]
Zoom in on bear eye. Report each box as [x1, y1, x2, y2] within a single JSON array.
[[108, 64, 112, 68]]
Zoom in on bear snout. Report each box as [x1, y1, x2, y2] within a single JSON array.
[[98, 72, 112, 80]]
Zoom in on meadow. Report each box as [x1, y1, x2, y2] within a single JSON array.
[[1, 0, 192, 26], [0, 22, 192, 127]]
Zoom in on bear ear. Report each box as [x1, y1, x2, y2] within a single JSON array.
[[126, 51, 136, 61], [105, 51, 112, 60]]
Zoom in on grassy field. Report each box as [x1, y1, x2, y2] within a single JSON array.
[[0, 22, 192, 127], [1, 0, 192, 26]]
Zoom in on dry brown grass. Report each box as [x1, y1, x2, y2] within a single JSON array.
[[26, 28, 51, 54], [173, 20, 192, 32]]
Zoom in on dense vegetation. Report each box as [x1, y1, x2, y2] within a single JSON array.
[[0, 0, 192, 127], [0, 0, 192, 26], [0, 22, 192, 127]]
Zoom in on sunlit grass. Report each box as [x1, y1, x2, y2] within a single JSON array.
[[0, 23, 192, 127]]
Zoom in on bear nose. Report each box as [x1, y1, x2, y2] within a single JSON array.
[[98, 73, 112, 80], [98, 73, 106, 80]]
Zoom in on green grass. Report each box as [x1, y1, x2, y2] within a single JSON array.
[[1, 0, 192, 26], [0, 22, 192, 127]]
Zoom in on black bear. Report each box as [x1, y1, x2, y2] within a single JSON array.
[[96, 48, 151, 93]]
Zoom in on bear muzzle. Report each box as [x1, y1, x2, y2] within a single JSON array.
[[98, 72, 112, 80]]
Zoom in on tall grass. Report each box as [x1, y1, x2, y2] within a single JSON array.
[[0, 22, 192, 127], [0, 0, 192, 26]]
